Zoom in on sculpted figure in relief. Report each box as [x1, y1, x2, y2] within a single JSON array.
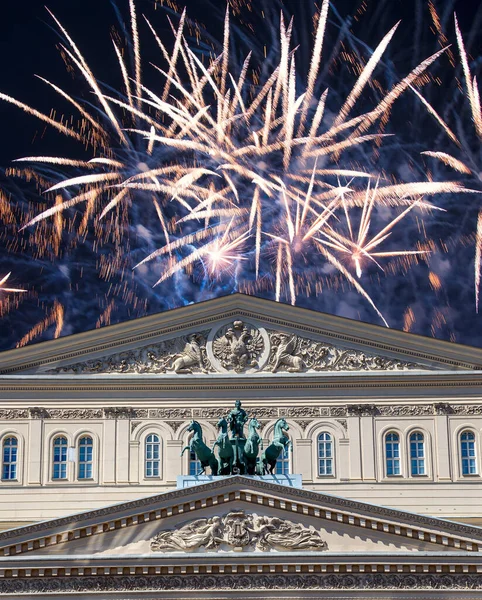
[[151, 516, 223, 551], [270, 334, 304, 372], [169, 334, 207, 374], [151, 511, 327, 552]]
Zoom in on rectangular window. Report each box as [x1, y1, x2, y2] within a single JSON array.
[[410, 435, 425, 476], [386, 435, 401, 476], [461, 439, 477, 475], [318, 434, 333, 476], [275, 447, 290, 475], [189, 451, 201, 476], [2, 440, 17, 480]]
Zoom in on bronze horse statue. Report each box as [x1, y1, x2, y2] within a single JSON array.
[[262, 418, 291, 474]]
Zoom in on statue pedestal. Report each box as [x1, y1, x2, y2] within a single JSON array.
[[177, 474, 303, 489]]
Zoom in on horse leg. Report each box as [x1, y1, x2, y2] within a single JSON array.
[[180, 446, 190, 457]]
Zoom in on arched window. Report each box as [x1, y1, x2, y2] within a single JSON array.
[[410, 432, 425, 476], [318, 432, 333, 476], [189, 450, 201, 476], [145, 434, 160, 478], [385, 432, 401, 476], [52, 436, 68, 480], [78, 436, 93, 480], [460, 431, 477, 475], [275, 446, 290, 475], [2, 437, 18, 481]]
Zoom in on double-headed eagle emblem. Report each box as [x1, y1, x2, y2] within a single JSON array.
[[212, 320, 264, 373]]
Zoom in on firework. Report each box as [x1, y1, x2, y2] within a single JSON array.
[[0, 272, 25, 294], [0, 0, 478, 342]]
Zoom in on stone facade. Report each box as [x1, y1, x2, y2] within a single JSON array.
[[1, 295, 482, 597]]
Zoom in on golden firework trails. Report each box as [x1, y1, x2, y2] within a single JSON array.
[[1, 0, 475, 328], [415, 11, 482, 309], [0, 272, 26, 294]]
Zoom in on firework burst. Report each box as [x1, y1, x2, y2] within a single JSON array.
[[0, 0, 478, 344]]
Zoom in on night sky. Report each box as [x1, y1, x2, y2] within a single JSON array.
[[0, 0, 481, 351]]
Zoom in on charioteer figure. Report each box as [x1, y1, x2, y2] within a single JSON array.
[[227, 400, 248, 439]]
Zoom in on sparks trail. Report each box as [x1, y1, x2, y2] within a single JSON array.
[[0, 0, 477, 341]]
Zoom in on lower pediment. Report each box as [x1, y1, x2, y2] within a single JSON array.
[[2, 477, 481, 558]]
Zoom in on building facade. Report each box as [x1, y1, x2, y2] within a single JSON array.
[[0, 294, 482, 597]]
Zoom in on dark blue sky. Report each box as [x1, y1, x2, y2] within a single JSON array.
[[0, 0, 481, 350]]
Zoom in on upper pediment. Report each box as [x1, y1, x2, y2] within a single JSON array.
[[0, 294, 481, 375]]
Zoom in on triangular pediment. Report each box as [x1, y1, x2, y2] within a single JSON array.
[[2, 476, 482, 558], [0, 294, 481, 375]]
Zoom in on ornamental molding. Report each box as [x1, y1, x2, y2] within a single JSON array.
[[45, 321, 423, 375], [1, 572, 482, 593], [151, 511, 327, 552]]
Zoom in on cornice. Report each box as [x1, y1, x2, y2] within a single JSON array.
[[1, 294, 482, 374], [0, 370, 481, 395]]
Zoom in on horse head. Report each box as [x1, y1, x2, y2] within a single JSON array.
[[278, 417, 289, 432], [249, 417, 260, 431], [216, 417, 227, 430], [187, 420, 202, 435]]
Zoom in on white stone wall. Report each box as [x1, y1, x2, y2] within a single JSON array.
[[1, 403, 482, 524]]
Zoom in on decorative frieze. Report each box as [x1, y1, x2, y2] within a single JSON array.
[[1, 403, 482, 423], [104, 407, 136, 420], [149, 408, 191, 419], [1, 572, 482, 593], [0, 409, 28, 419], [45, 322, 425, 375]]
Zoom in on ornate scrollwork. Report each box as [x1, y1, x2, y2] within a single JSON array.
[[151, 511, 327, 552]]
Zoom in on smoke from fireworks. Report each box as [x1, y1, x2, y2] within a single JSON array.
[[0, 0, 480, 347]]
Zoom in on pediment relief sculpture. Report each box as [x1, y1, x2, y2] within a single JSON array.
[[47, 320, 423, 374], [150, 511, 327, 553]]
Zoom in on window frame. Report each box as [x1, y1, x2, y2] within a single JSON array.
[[317, 432, 334, 477], [52, 435, 69, 481], [409, 431, 426, 477], [77, 435, 94, 481], [145, 433, 161, 479], [460, 430, 478, 477], [2, 436, 18, 482], [384, 431, 402, 477], [275, 444, 291, 475]]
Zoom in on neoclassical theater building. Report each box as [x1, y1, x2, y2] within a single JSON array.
[[1, 293, 482, 597]]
